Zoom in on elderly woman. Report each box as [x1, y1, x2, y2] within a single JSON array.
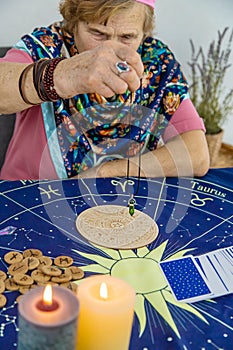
[[0, 0, 209, 180]]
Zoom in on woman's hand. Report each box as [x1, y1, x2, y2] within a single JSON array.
[[74, 158, 128, 179], [73, 156, 144, 179], [54, 40, 144, 99]]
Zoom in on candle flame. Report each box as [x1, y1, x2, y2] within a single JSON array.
[[100, 282, 108, 300], [43, 284, 53, 306]]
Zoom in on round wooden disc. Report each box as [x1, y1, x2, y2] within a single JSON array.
[[76, 205, 159, 249]]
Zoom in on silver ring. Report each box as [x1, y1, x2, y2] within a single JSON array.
[[116, 61, 130, 74]]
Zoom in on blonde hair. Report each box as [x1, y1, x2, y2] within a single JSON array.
[[59, 0, 154, 38]]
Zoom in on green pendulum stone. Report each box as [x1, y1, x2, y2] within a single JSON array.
[[128, 196, 136, 216], [129, 205, 134, 216]]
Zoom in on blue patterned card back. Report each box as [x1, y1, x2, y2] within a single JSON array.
[[160, 256, 213, 302]]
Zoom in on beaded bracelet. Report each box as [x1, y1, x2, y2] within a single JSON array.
[[41, 57, 66, 101], [19, 57, 66, 105]]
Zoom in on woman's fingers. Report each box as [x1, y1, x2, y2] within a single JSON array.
[[54, 40, 144, 98], [116, 49, 144, 79]]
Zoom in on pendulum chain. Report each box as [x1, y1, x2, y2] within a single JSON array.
[[127, 83, 142, 216]]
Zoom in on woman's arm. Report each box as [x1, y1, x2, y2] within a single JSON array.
[[76, 130, 210, 179], [0, 62, 41, 114], [0, 41, 144, 114]]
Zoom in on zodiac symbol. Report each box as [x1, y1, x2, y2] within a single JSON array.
[[191, 193, 214, 207], [111, 179, 134, 193], [38, 185, 61, 199]]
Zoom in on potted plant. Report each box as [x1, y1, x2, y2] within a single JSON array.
[[188, 27, 233, 166]]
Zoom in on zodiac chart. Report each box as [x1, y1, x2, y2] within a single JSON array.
[[0, 168, 233, 349]]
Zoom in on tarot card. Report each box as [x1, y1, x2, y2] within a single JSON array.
[[159, 256, 213, 303], [195, 245, 233, 297]]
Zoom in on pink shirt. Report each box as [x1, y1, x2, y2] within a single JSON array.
[[0, 49, 205, 180], [0, 49, 57, 180]]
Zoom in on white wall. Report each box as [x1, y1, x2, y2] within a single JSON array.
[[0, 0, 232, 144], [156, 0, 233, 145], [0, 0, 61, 45]]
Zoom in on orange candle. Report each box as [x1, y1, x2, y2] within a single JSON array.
[[76, 275, 135, 350]]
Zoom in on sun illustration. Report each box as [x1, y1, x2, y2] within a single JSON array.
[[72, 240, 208, 338]]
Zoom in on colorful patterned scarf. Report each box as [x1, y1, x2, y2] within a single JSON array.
[[18, 22, 188, 178]]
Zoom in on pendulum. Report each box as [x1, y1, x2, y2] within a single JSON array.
[[75, 81, 159, 250], [126, 87, 142, 217], [128, 195, 136, 216], [126, 148, 140, 217]]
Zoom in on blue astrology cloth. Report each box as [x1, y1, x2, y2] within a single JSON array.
[[0, 167, 233, 350]]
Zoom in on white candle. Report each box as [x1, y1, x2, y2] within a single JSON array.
[[18, 285, 79, 350], [76, 275, 135, 350]]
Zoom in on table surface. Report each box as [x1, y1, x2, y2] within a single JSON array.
[[0, 168, 233, 349]]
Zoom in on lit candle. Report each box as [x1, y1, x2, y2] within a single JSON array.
[[18, 284, 79, 350], [76, 275, 135, 350], [36, 284, 59, 312]]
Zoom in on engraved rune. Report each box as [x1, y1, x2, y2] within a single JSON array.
[[13, 265, 23, 272], [60, 258, 69, 265], [27, 250, 37, 257], [10, 253, 19, 261], [20, 276, 28, 282]]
